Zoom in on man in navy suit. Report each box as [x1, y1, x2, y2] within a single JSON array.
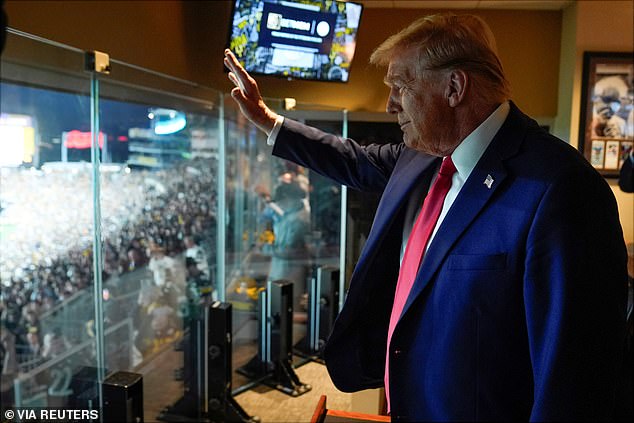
[[224, 13, 628, 422]]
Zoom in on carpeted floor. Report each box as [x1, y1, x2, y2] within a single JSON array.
[[141, 343, 352, 423], [235, 361, 353, 423]]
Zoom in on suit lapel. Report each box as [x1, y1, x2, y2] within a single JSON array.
[[400, 156, 507, 317], [399, 103, 528, 319], [335, 150, 437, 323], [362, 151, 438, 253]]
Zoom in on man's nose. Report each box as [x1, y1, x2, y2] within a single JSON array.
[[386, 93, 401, 114]]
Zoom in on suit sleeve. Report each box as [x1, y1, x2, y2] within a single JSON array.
[[523, 165, 628, 421], [272, 118, 404, 193]]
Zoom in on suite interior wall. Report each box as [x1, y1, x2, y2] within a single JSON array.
[[4, 0, 560, 117], [565, 0, 633, 244]]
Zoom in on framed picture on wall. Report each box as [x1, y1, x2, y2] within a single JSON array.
[[578, 51, 633, 177]]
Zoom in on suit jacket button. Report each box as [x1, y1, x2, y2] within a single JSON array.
[[393, 349, 401, 355]]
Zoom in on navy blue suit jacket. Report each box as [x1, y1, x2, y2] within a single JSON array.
[[273, 103, 628, 421]]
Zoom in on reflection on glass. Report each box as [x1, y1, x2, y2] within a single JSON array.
[[0, 81, 94, 406], [0, 75, 220, 417], [1, 31, 345, 417], [97, 94, 219, 419], [223, 104, 343, 391]]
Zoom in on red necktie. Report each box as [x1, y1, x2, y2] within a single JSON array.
[[384, 156, 457, 411]]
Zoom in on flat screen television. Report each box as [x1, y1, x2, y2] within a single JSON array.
[[228, 0, 363, 82]]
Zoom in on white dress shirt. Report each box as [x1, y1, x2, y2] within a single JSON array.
[[267, 115, 285, 146], [401, 101, 510, 262]]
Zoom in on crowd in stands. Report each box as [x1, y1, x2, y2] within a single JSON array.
[[0, 158, 217, 379]]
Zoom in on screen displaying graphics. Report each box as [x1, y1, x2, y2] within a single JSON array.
[[228, 0, 363, 82]]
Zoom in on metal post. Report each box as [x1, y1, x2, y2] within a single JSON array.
[[13, 378, 22, 407], [90, 71, 106, 412], [339, 110, 348, 311], [61, 132, 68, 162], [217, 94, 226, 301], [264, 280, 272, 363]]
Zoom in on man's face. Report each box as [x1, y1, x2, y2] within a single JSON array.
[[384, 47, 451, 156]]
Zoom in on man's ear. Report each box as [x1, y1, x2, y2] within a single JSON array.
[[445, 69, 468, 107]]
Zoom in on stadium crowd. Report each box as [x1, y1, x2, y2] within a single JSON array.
[[0, 158, 217, 378]]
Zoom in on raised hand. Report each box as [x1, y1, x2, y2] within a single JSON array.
[[223, 49, 279, 134]]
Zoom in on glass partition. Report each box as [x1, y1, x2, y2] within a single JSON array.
[[96, 60, 221, 420], [0, 29, 223, 419], [222, 97, 346, 391], [1, 28, 347, 420], [1, 30, 98, 407]]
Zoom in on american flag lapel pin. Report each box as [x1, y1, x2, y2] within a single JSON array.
[[484, 174, 494, 189]]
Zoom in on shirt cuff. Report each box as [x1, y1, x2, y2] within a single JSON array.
[[266, 115, 285, 146]]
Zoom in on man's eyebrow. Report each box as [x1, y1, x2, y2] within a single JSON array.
[[384, 74, 402, 86]]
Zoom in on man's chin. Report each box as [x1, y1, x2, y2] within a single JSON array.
[[402, 135, 420, 150], [403, 138, 444, 157]]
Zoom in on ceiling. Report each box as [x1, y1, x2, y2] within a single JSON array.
[[354, 1, 574, 10]]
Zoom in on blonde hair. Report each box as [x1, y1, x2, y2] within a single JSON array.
[[370, 13, 510, 103]]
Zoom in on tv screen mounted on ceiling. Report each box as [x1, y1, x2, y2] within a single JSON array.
[[228, 0, 363, 83]]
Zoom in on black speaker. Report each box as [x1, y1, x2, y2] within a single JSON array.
[[236, 281, 310, 398], [207, 301, 232, 409], [206, 301, 256, 423], [102, 371, 143, 423], [269, 281, 310, 396], [157, 301, 254, 423], [296, 266, 340, 359], [269, 281, 293, 364], [186, 315, 206, 414], [315, 266, 339, 351], [156, 309, 206, 421], [69, 366, 105, 409]]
